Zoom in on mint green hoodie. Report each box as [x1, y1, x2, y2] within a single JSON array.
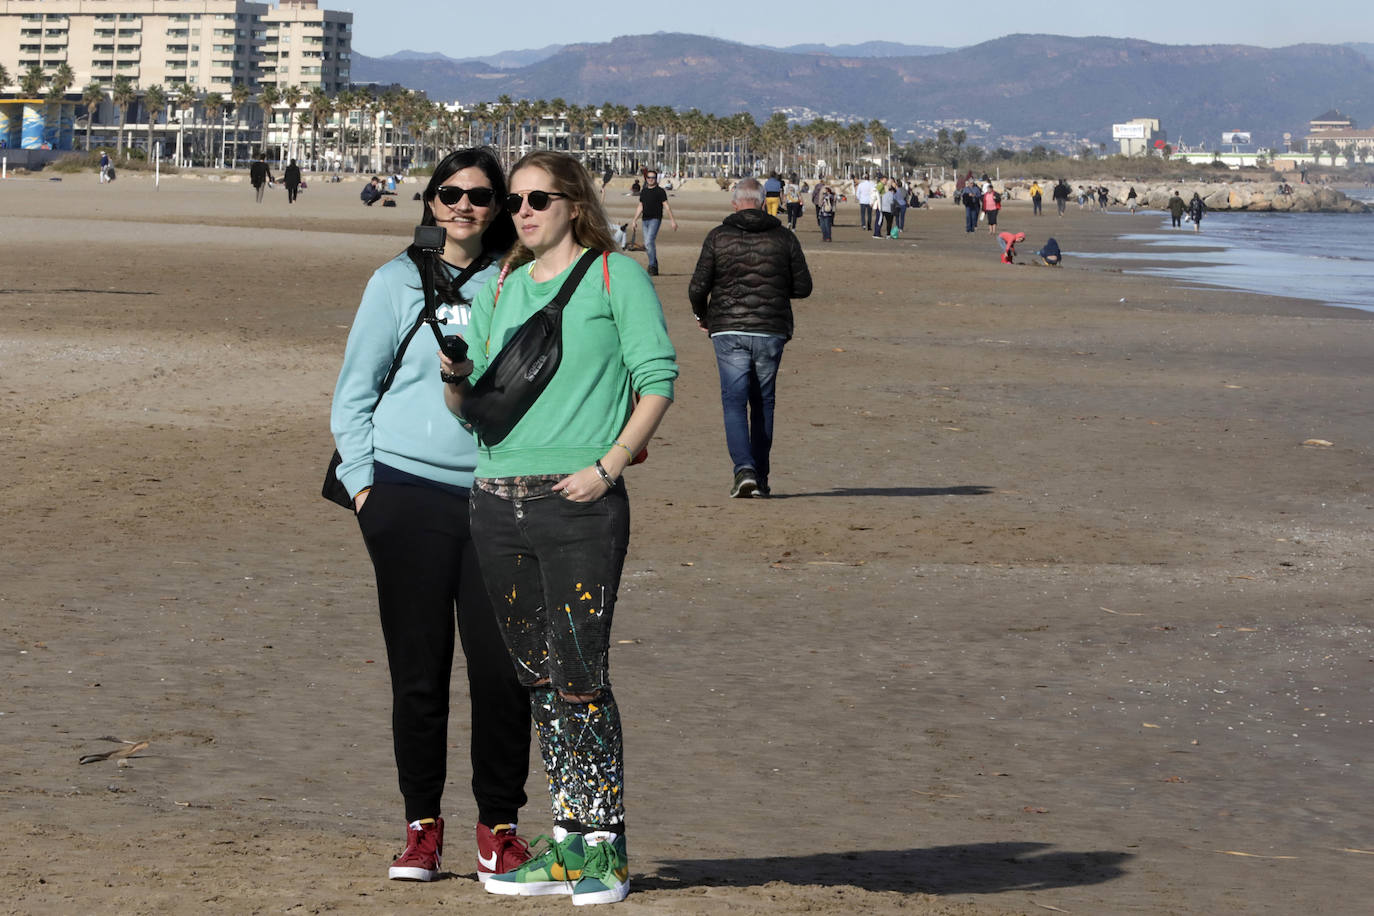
[[331, 252, 501, 497], [468, 252, 677, 478]]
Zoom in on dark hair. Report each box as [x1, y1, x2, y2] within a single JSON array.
[[406, 146, 515, 303]]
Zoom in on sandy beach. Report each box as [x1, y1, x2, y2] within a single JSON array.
[[2, 171, 1371, 915]]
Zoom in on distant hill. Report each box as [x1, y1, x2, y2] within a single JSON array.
[[1344, 41, 1374, 61], [370, 44, 565, 69], [760, 40, 950, 57], [351, 32, 1374, 149]]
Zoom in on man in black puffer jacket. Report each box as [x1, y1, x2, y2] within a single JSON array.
[[688, 178, 813, 499]]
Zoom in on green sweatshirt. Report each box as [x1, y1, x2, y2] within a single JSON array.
[[467, 251, 677, 477]]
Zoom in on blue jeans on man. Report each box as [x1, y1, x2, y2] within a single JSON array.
[[713, 333, 785, 494], [642, 218, 662, 271], [859, 203, 872, 231]]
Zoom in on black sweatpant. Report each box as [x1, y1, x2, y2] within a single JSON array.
[[357, 480, 531, 825]]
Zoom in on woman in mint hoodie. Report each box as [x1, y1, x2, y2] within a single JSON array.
[[440, 151, 677, 906], [330, 147, 534, 886]]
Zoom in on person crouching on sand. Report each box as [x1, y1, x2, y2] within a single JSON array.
[[998, 231, 1025, 263], [1035, 237, 1062, 266]]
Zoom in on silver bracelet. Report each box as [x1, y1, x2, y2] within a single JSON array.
[[593, 460, 616, 488]]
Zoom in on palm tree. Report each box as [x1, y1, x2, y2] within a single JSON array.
[[111, 77, 136, 158], [175, 82, 198, 164], [202, 92, 225, 167], [869, 118, 892, 176], [308, 86, 331, 168], [19, 64, 46, 97], [493, 94, 514, 162], [378, 89, 400, 171], [0, 64, 9, 92], [281, 84, 303, 163], [257, 84, 281, 159], [333, 89, 356, 171], [142, 84, 166, 161], [230, 82, 251, 168], [47, 62, 75, 99], [365, 93, 384, 172], [81, 82, 105, 151]]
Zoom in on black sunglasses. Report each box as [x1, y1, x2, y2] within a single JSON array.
[[504, 190, 569, 213], [434, 185, 495, 207]]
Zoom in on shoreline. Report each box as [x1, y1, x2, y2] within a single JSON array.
[[3, 177, 1372, 914]]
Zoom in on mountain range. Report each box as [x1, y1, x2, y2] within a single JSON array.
[[353, 33, 1374, 151]]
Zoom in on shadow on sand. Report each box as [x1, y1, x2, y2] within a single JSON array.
[[768, 485, 997, 499], [643, 843, 1131, 895]]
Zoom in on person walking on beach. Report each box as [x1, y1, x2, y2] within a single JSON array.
[[783, 177, 802, 230], [1029, 180, 1043, 216], [627, 169, 676, 276], [961, 181, 983, 233], [688, 178, 812, 498], [1168, 190, 1186, 228], [763, 171, 784, 217], [1052, 179, 1071, 217], [874, 179, 895, 239], [982, 183, 1002, 235], [283, 159, 302, 204], [441, 150, 677, 906], [855, 175, 875, 231], [816, 183, 837, 242], [249, 152, 274, 203], [1188, 192, 1206, 232], [1126, 186, 1138, 214], [329, 147, 534, 886], [98, 150, 112, 184]]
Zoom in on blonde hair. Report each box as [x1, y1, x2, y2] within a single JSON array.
[[505, 151, 619, 269]]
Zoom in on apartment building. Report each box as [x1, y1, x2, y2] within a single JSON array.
[[0, 0, 351, 93]]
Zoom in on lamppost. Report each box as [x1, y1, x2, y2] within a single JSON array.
[[221, 111, 230, 169]]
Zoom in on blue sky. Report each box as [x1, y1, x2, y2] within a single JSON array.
[[341, 0, 1372, 58]]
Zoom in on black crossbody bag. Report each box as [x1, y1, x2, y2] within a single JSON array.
[[322, 253, 489, 509], [459, 249, 602, 446]]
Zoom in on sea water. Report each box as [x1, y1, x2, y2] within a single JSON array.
[[1077, 190, 1374, 314]]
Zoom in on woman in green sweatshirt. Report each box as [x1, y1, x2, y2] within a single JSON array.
[[441, 151, 677, 906]]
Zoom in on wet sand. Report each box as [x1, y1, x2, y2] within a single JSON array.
[[2, 172, 1372, 915]]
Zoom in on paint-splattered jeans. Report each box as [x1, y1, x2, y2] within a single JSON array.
[[470, 482, 630, 695]]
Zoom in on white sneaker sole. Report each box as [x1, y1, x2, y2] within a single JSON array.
[[730, 480, 758, 498], [388, 865, 438, 881], [484, 877, 573, 896], [573, 878, 630, 905]]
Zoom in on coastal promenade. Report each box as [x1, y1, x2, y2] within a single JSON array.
[[2, 174, 1370, 914]]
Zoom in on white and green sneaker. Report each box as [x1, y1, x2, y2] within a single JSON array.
[[572, 832, 629, 906], [483, 831, 586, 896]]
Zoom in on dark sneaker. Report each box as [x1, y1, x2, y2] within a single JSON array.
[[484, 831, 586, 896], [730, 469, 759, 499], [476, 823, 531, 884], [389, 817, 443, 881], [646, 265, 659, 276], [572, 833, 629, 906], [757, 478, 771, 498]]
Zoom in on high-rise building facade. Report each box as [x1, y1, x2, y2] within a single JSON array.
[[0, 0, 351, 93]]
